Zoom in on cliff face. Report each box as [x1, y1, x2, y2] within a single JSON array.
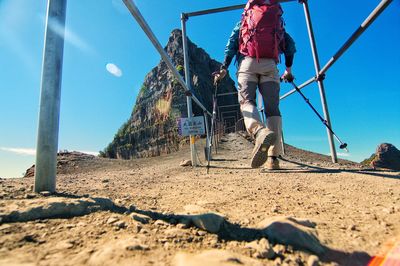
[[102, 29, 240, 159]]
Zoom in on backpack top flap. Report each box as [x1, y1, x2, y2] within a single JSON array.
[[240, 1, 284, 61]]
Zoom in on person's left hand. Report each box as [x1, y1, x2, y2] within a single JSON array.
[[213, 69, 227, 85], [281, 67, 294, 82]]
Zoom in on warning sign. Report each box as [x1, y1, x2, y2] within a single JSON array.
[[177, 116, 205, 136]]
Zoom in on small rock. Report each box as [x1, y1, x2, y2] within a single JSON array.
[[40, 191, 52, 197], [257, 238, 275, 259], [126, 242, 150, 251], [107, 217, 119, 225], [115, 221, 127, 229], [179, 160, 192, 167], [165, 228, 187, 239], [55, 240, 74, 249], [65, 224, 76, 229], [349, 224, 357, 231], [308, 255, 320, 266], [273, 244, 286, 255], [21, 235, 37, 243], [271, 206, 280, 213], [190, 213, 225, 233], [25, 193, 36, 199], [197, 230, 207, 236], [274, 257, 282, 265], [35, 223, 47, 229], [245, 238, 275, 260], [101, 179, 109, 183], [384, 207, 395, 214], [131, 213, 151, 224], [131, 222, 142, 233], [154, 220, 169, 227], [140, 229, 149, 234], [176, 223, 190, 229]]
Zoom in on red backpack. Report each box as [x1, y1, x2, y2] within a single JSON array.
[[239, 0, 285, 62]]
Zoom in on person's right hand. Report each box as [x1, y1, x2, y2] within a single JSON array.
[[213, 69, 227, 85]]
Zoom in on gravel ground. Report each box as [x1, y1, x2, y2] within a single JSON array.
[[0, 133, 399, 266]]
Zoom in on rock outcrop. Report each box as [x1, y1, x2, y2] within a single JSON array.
[[24, 151, 97, 177], [102, 29, 240, 159], [370, 143, 400, 170]]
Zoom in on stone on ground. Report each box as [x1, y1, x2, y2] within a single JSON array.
[[173, 250, 264, 266], [258, 217, 325, 255], [189, 213, 226, 234], [0, 197, 115, 223]]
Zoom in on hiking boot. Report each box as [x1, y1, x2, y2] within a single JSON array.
[[250, 128, 276, 168], [265, 156, 280, 170]]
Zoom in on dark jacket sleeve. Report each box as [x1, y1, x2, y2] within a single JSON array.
[[222, 21, 241, 69], [283, 32, 296, 68]]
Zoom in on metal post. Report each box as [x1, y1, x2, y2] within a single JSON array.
[[319, 0, 393, 75], [281, 128, 286, 156], [185, 0, 298, 18], [204, 111, 210, 161], [257, 91, 265, 125], [34, 0, 67, 193], [181, 14, 198, 167], [302, 0, 337, 163]]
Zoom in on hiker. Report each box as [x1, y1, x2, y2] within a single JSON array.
[[214, 0, 296, 170]]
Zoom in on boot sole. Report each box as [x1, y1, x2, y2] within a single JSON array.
[[250, 132, 276, 168]]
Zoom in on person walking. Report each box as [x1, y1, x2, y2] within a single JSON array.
[[214, 0, 296, 170]]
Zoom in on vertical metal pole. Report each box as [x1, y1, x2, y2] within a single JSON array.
[[204, 111, 210, 160], [281, 128, 286, 156], [181, 14, 197, 166], [302, 0, 337, 163], [34, 0, 67, 193], [257, 91, 266, 125]]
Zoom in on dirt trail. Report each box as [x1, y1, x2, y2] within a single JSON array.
[[0, 133, 399, 266]]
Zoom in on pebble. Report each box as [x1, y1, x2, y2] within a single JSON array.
[[154, 220, 168, 227], [349, 224, 357, 231], [114, 221, 126, 229], [40, 191, 52, 197], [197, 230, 207, 236], [308, 255, 320, 266], [65, 224, 76, 229], [107, 217, 119, 225], [131, 222, 142, 233], [34, 223, 46, 229], [131, 213, 151, 224], [245, 238, 275, 260], [179, 160, 192, 167], [126, 243, 150, 251], [176, 223, 189, 229], [25, 193, 36, 199]]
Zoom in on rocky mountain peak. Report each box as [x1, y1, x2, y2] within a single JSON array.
[[101, 29, 240, 159]]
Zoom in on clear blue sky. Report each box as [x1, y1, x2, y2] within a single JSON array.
[[0, 0, 399, 177]]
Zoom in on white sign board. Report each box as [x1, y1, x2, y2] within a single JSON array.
[[178, 116, 205, 136]]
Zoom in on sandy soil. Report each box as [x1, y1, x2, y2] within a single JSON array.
[[0, 133, 399, 266]]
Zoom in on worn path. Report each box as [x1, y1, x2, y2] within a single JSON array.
[[0, 133, 399, 265]]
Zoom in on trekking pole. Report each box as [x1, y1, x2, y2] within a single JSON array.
[[207, 80, 219, 173], [283, 78, 348, 152]]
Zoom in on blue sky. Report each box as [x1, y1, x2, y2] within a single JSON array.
[[0, 0, 399, 177]]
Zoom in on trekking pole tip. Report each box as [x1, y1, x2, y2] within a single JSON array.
[[340, 143, 349, 152]]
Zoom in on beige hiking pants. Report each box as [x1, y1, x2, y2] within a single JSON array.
[[237, 57, 283, 156]]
